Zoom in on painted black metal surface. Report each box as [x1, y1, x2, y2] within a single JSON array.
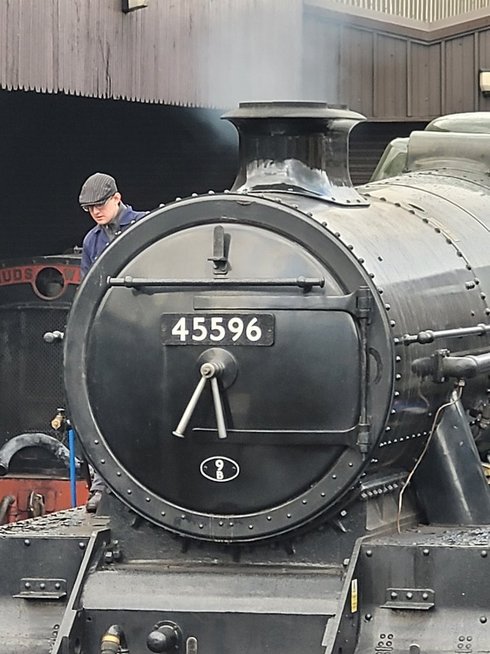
[[3, 104, 490, 654], [64, 195, 392, 540], [353, 526, 490, 654]]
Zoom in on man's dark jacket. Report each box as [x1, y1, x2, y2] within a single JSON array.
[[81, 204, 147, 277]]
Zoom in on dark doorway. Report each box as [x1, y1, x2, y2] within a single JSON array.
[[0, 90, 426, 258], [0, 90, 238, 258]]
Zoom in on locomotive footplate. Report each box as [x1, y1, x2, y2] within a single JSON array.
[[0, 508, 109, 653], [334, 526, 490, 654], [64, 564, 345, 654]]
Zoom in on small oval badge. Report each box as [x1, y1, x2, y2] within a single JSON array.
[[200, 456, 240, 483]]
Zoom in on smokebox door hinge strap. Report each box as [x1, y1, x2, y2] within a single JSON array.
[[355, 286, 373, 320], [356, 286, 372, 456]]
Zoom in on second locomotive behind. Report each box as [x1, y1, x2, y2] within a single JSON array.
[[1, 103, 490, 654]]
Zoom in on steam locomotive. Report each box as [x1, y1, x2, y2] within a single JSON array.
[[1, 103, 490, 654], [0, 254, 87, 523]]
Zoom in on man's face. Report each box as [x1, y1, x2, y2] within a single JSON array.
[[86, 192, 121, 225]]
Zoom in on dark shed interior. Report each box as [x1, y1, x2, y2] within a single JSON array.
[[0, 90, 425, 259]]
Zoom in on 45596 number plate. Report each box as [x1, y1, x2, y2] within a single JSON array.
[[161, 313, 275, 346]]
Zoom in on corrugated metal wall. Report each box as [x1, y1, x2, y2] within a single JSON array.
[[0, 0, 302, 108], [329, 0, 490, 21], [303, 8, 490, 118]]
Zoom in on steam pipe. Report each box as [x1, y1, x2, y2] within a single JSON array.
[[0, 433, 80, 476], [68, 428, 77, 507], [412, 350, 490, 382]]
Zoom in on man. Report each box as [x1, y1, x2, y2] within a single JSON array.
[[78, 172, 147, 512], [79, 172, 147, 276]]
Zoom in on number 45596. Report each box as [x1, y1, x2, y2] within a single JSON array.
[[161, 313, 274, 346]]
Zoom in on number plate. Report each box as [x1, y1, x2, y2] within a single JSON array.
[[161, 313, 275, 346]]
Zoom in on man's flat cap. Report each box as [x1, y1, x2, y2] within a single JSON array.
[[79, 173, 118, 207]]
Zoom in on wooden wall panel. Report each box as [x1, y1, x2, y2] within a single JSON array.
[[478, 30, 490, 110], [340, 27, 374, 115], [374, 34, 408, 118], [408, 42, 442, 118], [444, 34, 478, 113], [304, 5, 490, 120]]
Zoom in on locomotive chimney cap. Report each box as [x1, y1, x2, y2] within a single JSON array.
[[223, 101, 365, 122], [222, 101, 368, 205]]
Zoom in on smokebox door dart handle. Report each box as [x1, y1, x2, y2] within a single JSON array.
[[210, 376, 228, 439], [172, 361, 227, 439]]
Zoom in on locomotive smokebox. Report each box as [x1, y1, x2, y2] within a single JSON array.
[[223, 101, 368, 205]]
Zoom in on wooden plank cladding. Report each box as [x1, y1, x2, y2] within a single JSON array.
[[0, 0, 489, 118], [303, 3, 490, 119], [0, 0, 303, 109]]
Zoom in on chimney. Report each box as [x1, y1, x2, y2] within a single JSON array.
[[222, 101, 368, 206]]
